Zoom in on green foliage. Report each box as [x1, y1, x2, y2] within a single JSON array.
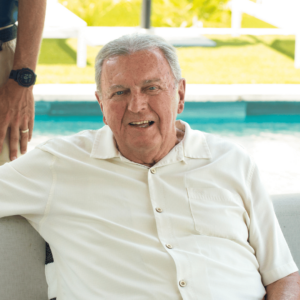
[[151, 0, 194, 27], [59, 0, 141, 26], [59, 0, 277, 28], [190, 0, 229, 21], [151, 0, 230, 27], [59, 0, 230, 27]]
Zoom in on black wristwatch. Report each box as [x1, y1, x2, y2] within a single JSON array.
[[9, 68, 37, 87]]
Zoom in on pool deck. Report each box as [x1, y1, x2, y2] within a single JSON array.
[[34, 84, 300, 102]]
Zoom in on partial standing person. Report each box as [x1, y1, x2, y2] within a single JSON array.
[[0, 0, 46, 164], [0, 1, 52, 298]]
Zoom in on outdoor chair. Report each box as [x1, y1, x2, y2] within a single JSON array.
[[0, 194, 299, 300], [231, 0, 300, 68]]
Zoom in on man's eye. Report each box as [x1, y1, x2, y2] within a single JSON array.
[[149, 86, 156, 90], [116, 91, 124, 95]]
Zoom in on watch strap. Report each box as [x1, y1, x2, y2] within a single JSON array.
[[9, 70, 18, 80]]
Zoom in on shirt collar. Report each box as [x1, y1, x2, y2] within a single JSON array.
[[90, 121, 211, 161], [179, 120, 211, 159], [90, 125, 119, 159]]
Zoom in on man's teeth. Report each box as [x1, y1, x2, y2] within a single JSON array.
[[129, 120, 154, 128], [130, 121, 151, 125]]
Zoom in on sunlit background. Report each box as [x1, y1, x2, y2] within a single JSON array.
[[32, 0, 300, 195]]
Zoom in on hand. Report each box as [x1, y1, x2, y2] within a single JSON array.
[[0, 79, 34, 160]]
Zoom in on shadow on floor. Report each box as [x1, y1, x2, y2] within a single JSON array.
[[211, 35, 296, 61], [210, 38, 255, 48], [270, 39, 295, 60], [248, 35, 295, 60]]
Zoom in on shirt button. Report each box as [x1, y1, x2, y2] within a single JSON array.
[[155, 207, 163, 213], [150, 168, 156, 174], [166, 244, 173, 249], [179, 280, 187, 287]]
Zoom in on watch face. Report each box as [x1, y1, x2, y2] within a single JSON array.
[[17, 68, 36, 87]]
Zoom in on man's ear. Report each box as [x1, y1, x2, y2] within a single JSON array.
[[95, 91, 108, 125], [177, 78, 186, 114]]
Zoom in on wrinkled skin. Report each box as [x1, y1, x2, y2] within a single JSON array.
[[95, 49, 186, 167], [0, 80, 34, 160], [0, 0, 46, 161]]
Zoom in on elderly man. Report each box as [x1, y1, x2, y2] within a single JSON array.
[[0, 34, 299, 300]]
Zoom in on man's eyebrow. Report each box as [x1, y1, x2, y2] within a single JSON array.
[[142, 78, 162, 85], [109, 84, 127, 91], [108, 79, 162, 92]]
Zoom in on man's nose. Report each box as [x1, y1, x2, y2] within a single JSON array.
[[127, 91, 147, 113]]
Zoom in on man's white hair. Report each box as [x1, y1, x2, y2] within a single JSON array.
[[95, 33, 182, 96]]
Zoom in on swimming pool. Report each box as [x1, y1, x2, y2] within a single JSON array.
[[29, 102, 300, 196]]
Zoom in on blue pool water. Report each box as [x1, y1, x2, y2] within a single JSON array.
[[30, 114, 300, 196], [33, 115, 300, 136]]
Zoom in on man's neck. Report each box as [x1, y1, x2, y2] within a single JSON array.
[[116, 128, 185, 168]]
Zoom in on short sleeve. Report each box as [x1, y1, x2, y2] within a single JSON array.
[[0, 148, 55, 228], [247, 162, 298, 286]]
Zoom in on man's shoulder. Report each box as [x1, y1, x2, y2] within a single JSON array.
[[36, 129, 99, 159], [181, 122, 253, 166], [198, 130, 252, 163]]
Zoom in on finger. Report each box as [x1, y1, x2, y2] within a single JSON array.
[[9, 126, 20, 161], [0, 125, 8, 154], [20, 127, 29, 155], [28, 116, 34, 142]]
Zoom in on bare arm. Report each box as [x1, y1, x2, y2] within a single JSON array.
[[0, 0, 46, 160], [265, 272, 300, 300]]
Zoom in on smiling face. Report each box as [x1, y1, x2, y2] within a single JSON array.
[[95, 48, 185, 166]]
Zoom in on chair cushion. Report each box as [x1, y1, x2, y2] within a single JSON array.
[[272, 194, 300, 271], [0, 216, 48, 300]]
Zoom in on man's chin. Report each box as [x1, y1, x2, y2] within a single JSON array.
[[122, 135, 161, 152], [129, 139, 159, 151]]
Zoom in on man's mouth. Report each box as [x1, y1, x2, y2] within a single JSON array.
[[129, 120, 155, 128]]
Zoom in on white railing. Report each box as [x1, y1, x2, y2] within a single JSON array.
[[42, 0, 87, 68], [231, 0, 300, 68]]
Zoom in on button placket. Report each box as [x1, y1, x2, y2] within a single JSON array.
[[148, 165, 187, 296], [147, 160, 194, 298]]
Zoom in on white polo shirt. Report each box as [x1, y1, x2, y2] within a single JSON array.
[[0, 120, 297, 300]]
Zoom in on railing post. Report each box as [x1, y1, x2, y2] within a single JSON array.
[[141, 0, 151, 29], [231, 0, 242, 37], [77, 26, 87, 68]]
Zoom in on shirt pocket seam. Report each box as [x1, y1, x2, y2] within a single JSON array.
[[186, 187, 250, 240]]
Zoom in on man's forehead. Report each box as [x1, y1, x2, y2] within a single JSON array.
[[103, 49, 170, 75], [105, 48, 165, 63], [102, 50, 172, 90]]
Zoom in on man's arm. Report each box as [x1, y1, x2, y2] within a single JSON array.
[[0, 0, 46, 161], [265, 272, 300, 300]]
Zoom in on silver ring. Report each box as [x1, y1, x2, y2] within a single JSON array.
[[21, 129, 29, 134]]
